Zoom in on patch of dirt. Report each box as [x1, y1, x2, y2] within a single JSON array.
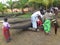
[[0, 18, 60, 45]]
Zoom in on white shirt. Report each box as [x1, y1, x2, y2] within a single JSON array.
[[31, 11, 43, 21], [44, 12, 54, 20], [3, 22, 10, 28], [31, 11, 43, 18], [31, 11, 44, 28]]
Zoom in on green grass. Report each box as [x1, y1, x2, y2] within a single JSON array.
[[17, 13, 32, 18], [0, 12, 32, 19]]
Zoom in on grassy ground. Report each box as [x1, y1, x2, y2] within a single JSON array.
[[16, 13, 32, 18], [0, 17, 60, 45]]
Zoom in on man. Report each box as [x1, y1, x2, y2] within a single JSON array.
[[31, 11, 42, 31], [31, 8, 45, 31], [53, 7, 59, 34]]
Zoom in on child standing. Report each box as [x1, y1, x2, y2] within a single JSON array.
[[2, 18, 11, 42]]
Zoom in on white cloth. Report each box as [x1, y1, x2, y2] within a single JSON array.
[[54, 7, 58, 10], [31, 11, 43, 28], [3, 22, 10, 28], [31, 11, 43, 18], [44, 12, 54, 20]]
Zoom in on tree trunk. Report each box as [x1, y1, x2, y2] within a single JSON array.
[[2, 11, 4, 16], [46, 5, 47, 10], [11, 5, 13, 16], [22, 8, 24, 14]]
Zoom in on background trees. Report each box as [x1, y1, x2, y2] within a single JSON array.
[[18, 0, 28, 13], [7, 0, 13, 14], [28, 0, 60, 9], [53, 0, 60, 8], [0, 0, 60, 15], [0, 2, 7, 15]]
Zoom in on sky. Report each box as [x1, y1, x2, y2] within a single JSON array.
[[0, 0, 18, 4]]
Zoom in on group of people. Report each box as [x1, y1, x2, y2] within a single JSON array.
[[31, 7, 59, 34], [2, 7, 59, 43]]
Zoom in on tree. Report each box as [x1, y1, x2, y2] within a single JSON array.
[[28, 0, 55, 9], [42, 0, 50, 9], [19, 0, 29, 13], [28, 0, 43, 10], [49, 0, 54, 7], [28, 0, 49, 9], [29, 0, 42, 3], [0, 2, 7, 15], [28, 2, 41, 10], [12, 1, 21, 8], [7, 0, 13, 14], [53, 0, 60, 7]]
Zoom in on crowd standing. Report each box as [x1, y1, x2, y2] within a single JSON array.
[[31, 7, 59, 34]]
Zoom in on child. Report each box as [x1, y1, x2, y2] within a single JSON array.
[[37, 15, 43, 30], [2, 18, 11, 42], [37, 15, 43, 31]]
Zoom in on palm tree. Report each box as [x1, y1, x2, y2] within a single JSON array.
[[7, 0, 13, 14], [28, 0, 42, 3], [28, 0, 42, 10], [0, 2, 7, 15], [42, 0, 49, 9], [19, 0, 28, 14]]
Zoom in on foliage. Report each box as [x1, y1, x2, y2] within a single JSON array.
[[12, 1, 21, 8], [19, 0, 28, 8], [7, 0, 13, 9], [53, 0, 60, 7], [28, 0, 55, 9], [0, 2, 7, 14], [28, 0, 42, 3], [17, 12, 32, 18]]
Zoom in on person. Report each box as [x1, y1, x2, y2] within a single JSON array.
[[52, 7, 59, 34], [31, 11, 43, 31], [43, 19, 51, 34], [37, 15, 42, 26], [50, 7, 54, 13], [31, 7, 45, 31], [53, 7, 58, 17], [52, 19, 58, 34], [2, 18, 11, 42], [44, 9, 54, 20], [43, 9, 52, 34], [37, 15, 43, 31]]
